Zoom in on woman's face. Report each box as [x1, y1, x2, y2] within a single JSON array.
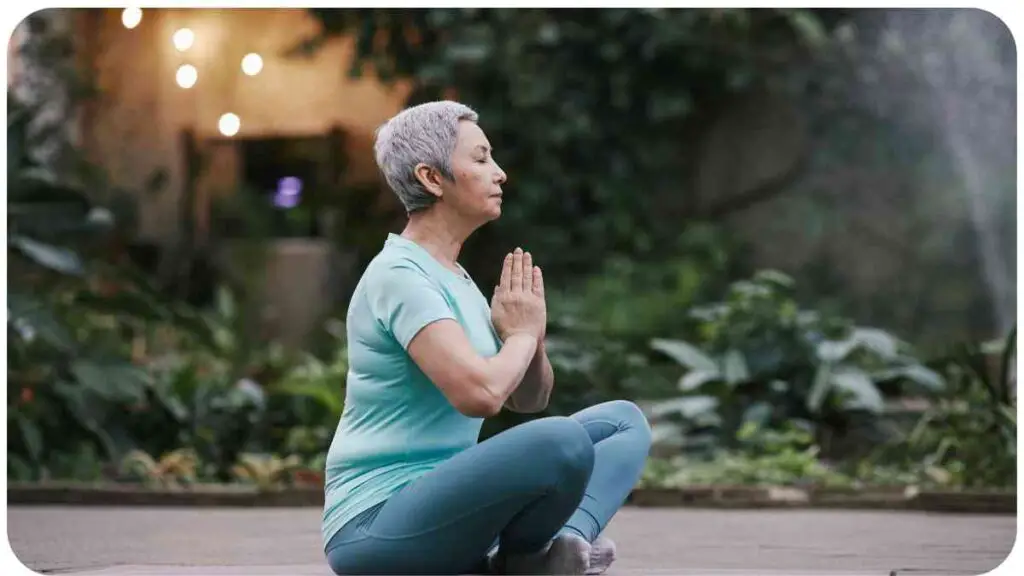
[[441, 121, 507, 222]]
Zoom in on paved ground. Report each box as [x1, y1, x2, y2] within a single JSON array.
[[6, 505, 1016, 575]]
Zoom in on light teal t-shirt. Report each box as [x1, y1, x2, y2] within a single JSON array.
[[321, 233, 501, 548]]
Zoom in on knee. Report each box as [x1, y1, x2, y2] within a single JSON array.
[[605, 400, 653, 449], [530, 416, 595, 481]]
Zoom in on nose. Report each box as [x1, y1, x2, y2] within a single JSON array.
[[494, 163, 507, 185]]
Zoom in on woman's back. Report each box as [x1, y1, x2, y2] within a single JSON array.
[[320, 233, 501, 548]]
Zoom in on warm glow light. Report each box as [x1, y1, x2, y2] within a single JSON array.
[[173, 28, 194, 52], [175, 64, 197, 89], [241, 53, 263, 76], [218, 113, 241, 137], [121, 8, 142, 29]]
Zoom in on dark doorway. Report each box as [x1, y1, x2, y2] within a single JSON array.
[[238, 135, 337, 238]]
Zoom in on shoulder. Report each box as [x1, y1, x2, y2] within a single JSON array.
[[364, 249, 437, 290]]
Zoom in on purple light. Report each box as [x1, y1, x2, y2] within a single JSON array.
[[272, 176, 303, 208]]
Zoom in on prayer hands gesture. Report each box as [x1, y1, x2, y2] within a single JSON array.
[[491, 248, 546, 342]]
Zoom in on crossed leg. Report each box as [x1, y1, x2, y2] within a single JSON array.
[[324, 400, 652, 575]]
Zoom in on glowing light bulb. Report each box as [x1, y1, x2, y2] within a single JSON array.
[[121, 8, 142, 29], [241, 53, 263, 76], [175, 64, 197, 89], [218, 113, 240, 137], [173, 28, 194, 52]]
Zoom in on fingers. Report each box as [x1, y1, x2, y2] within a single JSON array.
[[511, 247, 523, 292], [522, 251, 533, 293], [499, 252, 512, 292], [533, 265, 544, 298]]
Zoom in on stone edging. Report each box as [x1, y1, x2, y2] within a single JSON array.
[[6, 482, 1015, 514], [6, 482, 324, 507], [627, 486, 1016, 514]]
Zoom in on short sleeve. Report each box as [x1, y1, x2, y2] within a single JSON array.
[[366, 263, 458, 349]]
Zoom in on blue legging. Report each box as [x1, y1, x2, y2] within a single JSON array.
[[325, 400, 652, 575]]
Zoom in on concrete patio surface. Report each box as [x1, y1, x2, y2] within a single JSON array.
[[6, 505, 1017, 575]]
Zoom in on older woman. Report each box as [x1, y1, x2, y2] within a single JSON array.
[[321, 101, 651, 575]]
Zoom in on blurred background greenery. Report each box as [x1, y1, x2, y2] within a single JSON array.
[[7, 8, 1015, 491]]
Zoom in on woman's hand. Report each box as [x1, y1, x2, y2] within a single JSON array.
[[491, 247, 546, 341]]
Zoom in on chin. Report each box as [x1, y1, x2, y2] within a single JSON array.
[[481, 203, 502, 220]]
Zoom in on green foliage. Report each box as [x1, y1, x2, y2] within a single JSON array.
[[117, 297, 347, 482], [131, 349, 265, 482], [8, 14, 345, 487], [863, 326, 1016, 489], [263, 323, 348, 465], [641, 422, 852, 488], [520, 225, 736, 420], [646, 270, 944, 455], [9, 92, 346, 482], [299, 8, 851, 285], [7, 94, 212, 480]]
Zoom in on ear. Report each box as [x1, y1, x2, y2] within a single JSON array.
[[413, 163, 444, 199]]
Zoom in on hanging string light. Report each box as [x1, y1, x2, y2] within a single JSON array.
[[218, 113, 241, 137], [173, 28, 194, 52], [175, 64, 198, 89], [241, 53, 263, 76], [121, 8, 142, 29]]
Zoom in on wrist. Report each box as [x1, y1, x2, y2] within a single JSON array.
[[504, 330, 539, 345]]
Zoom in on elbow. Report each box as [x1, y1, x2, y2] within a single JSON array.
[[507, 394, 549, 414], [452, 391, 503, 418], [451, 373, 504, 418], [527, 396, 551, 413]]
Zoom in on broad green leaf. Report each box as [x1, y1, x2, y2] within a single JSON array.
[[75, 289, 169, 323], [831, 368, 884, 413], [86, 207, 115, 227], [981, 336, 1008, 355], [678, 369, 721, 391], [215, 285, 238, 321], [649, 395, 718, 419], [819, 328, 903, 363], [753, 269, 794, 288], [153, 383, 190, 423], [742, 401, 773, 427], [722, 349, 749, 385], [807, 362, 832, 413], [7, 453, 35, 481], [10, 235, 84, 275], [787, 10, 828, 47], [851, 327, 901, 360], [690, 409, 723, 428], [9, 167, 92, 206], [649, 422, 684, 447], [70, 360, 150, 404], [874, 364, 945, 391], [650, 338, 717, 372], [7, 291, 74, 350], [14, 412, 43, 463], [998, 325, 1016, 397], [52, 381, 118, 459], [894, 364, 945, 391], [816, 339, 857, 363]]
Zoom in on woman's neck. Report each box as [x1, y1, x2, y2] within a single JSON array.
[[400, 210, 474, 272]]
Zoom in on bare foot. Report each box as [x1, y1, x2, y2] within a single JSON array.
[[498, 533, 591, 575], [586, 535, 617, 575]]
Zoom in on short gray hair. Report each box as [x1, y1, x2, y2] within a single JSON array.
[[373, 100, 480, 213]]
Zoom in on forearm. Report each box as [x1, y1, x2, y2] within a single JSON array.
[[507, 340, 555, 413], [477, 333, 539, 411]]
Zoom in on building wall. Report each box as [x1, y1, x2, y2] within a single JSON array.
[[83, 8, 412, 244], [73, 8, 413, 345]]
